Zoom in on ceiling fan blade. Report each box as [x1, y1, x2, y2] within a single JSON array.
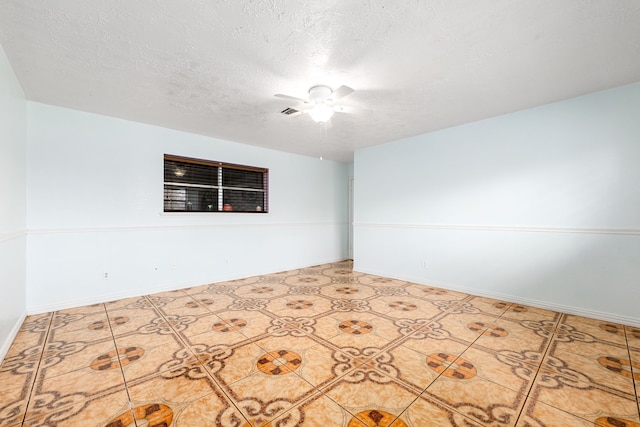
[[274, 94, 309, 103], [328, 85, 354, 102]]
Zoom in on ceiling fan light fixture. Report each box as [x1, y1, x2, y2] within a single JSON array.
[[308, 103, 334, 123]]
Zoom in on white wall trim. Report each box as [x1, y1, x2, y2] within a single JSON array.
[[355, 266, 640, 328], [27, 221, 346, 235], [0, 230, 26, 243], [354, 222, 640, 236], [0, 309, 27, 364]]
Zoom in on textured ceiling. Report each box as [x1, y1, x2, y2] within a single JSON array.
[[1, 1, 639, 162]]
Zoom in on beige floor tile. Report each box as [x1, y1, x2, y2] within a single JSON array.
[[113, 329, 185, 351], [322, 284, 376, 300], [314, 313, 398, 349], [234, 283, 290, 299], [126, 371, 219, 409], [23, 388, 129, 427], [292, 343, 344, 388], [436, 311, 505, 344], [381, 344, 441, 392], [37, 337, 117, 378], [466, 296, 513, 316], [183, 328, 256, 349], [264, 315, 318, 340], [181, 292, 236, 312], [19, 312, 52, 329], [627, 327, 640, 352], [175, 389, 247, 426], [49, 310, 110, 335], [313, 313, 358, 340], [0, 348, 42, 384], [425, 373, 526, 427], [51, 303, 105, 317], [459, 346, 536, 395], [208, 341, 272, 385], [174, 312, 227, 338], [517, 398, 596, 427], [49, 320, 115, 343], [270, 296, 333, 317], [350, 408, 409, 426], [356, 274, 406, 287], [213, 309, 274, 338], [0, 381, 32, 426], [247, 335, 327, 384], [395, 319, 455, 342], [156, 295, 216, 317], [104, 295, 158, 313], [272, 393, 364, 427], [543, 342, 637, 395], [530, 370, 639, 423], [402, 336, 470, 360], [158, 312, 210, 334], [2, 330, 46, 362], [338, 312, 402, 340], [219, 371, 321, 425], [328, 329, 392, 351], [397, 395, 484, 427], [631, 348, 640, 368], [118, 338, 190, 382], [367, 296, 439, 319], [549, 336, 629, 363], [365, 313, 429, 340], [284, 273, 332, 286], [560, 316, 628, 346], [25, 366, 126, 421], [404, 284, 468, 301], [107, 310, 167, 336], [473, 316, 554, 358], [323, 379, 420, 422]]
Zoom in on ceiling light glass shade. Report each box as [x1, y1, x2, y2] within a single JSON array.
[[308, 103, 334, 123]]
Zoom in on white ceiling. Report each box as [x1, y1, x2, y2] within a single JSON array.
[[1, 1, 639, 162]]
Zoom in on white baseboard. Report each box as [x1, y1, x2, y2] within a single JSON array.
[[355, 267, 640, 328], [0, 310, 27, 365]]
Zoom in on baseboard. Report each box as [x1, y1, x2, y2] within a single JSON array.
[[354, 267, 640, 328], [0, 310, 27, 364], [27, 257, 348, 315]]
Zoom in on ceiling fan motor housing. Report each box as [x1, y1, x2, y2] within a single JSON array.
[[309, 85, 332, 103]]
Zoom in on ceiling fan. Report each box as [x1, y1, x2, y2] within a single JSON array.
[[275, 85, 354, 123]]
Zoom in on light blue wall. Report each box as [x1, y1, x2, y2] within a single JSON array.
[[0, 43, 27, 359], [354, 83, 640, 325], [26, 103, 349, 312]]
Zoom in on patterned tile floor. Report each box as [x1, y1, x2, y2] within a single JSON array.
[[1, 260, 639, 426]]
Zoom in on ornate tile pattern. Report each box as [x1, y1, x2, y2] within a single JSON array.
[[1, 260, 639, 426]]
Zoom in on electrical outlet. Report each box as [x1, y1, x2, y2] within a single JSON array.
[[422, 260, 429, 269], [103, 272, 109, 279]]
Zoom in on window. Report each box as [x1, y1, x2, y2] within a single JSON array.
[[163, 154, 268, 213]]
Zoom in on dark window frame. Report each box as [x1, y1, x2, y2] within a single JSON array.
[[163, 154, 268, 213]]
